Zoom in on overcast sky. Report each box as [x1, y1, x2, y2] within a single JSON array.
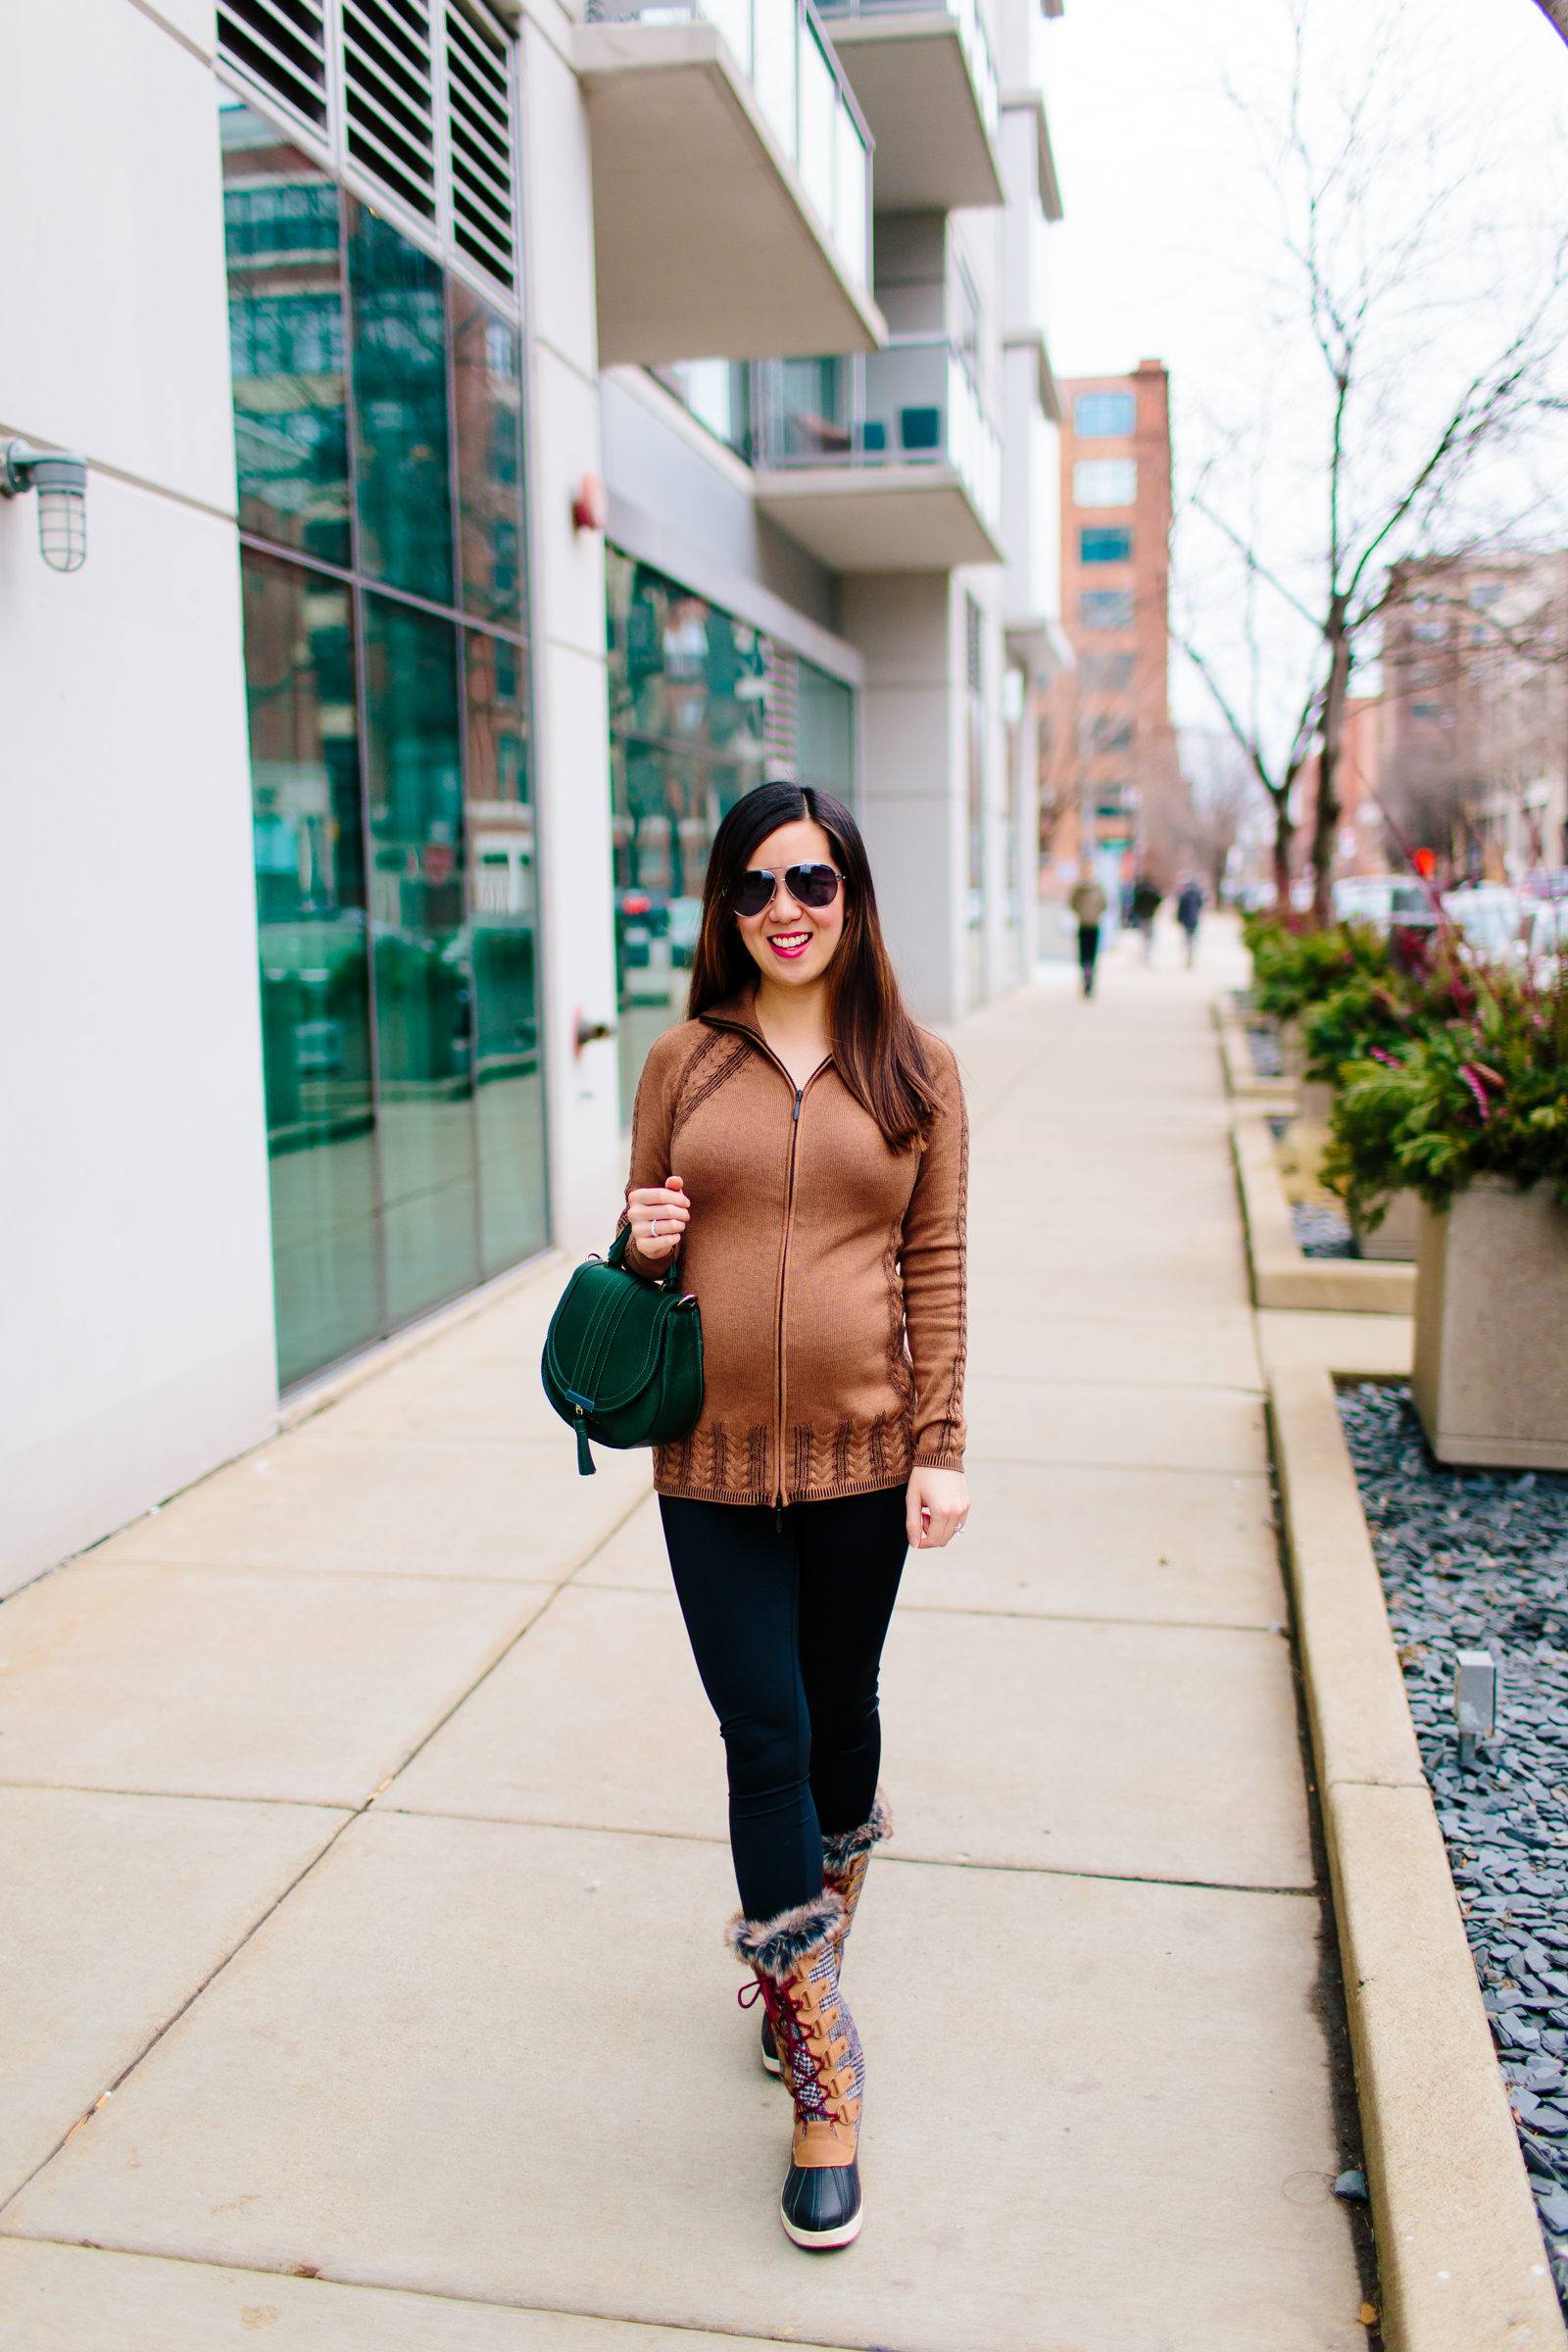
[[1044, 0, 1568, 732]]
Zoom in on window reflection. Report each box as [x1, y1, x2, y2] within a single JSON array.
[[347, 200, 456, 607], [606, 553, 768, 1115], [221, 96, 350, 567], [466, 629, 547, 1271], [244, 551, 380, 1383], [362, 594, 479, 1324], [453, 284, 524, 630], [225, 86, 545, 1383]]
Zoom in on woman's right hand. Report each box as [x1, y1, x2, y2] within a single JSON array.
[[626, 1174, 690, 1263]]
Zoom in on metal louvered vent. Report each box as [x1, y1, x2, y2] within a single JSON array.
[[764, 643, 799, 781], [343, 0, 437, 220], [220, 0, 518, 297], [218, 0, 328, 127], [446, 5, 515, 289]]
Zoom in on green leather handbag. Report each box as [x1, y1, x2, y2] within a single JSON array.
[[540, 1228, 704, 1475]]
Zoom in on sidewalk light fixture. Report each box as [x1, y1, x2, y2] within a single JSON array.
[[1455, 1648, 1497, 1765], [2, 440, 88, 571]]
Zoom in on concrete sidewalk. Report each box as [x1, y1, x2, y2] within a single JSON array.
[[1, 927, 1370, 2350]]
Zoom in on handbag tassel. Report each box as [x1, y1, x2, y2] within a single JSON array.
[[574, 1408, 596, 1477]]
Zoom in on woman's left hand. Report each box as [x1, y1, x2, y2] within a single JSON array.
[[906, 1466, 969, 1549]]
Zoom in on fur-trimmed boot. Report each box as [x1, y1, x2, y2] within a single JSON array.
[[730, 1892, 865, 2250], [761, 1791, 892, 2080]]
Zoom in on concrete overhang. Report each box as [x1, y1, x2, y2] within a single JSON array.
[[574, 21, 887, 365], [1005, 613, 1074, 682], [1003, 325, 1061, 420], [754, 466, 1003, 569], [1001, 87, 1062, 220], [825, 14, 1004, 211]]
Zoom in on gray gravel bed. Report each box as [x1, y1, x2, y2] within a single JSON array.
[[1292, 1200, 1354, 1258], [1338, 1381, 1568, 2298], [1246, 1024, 1283, 1077]]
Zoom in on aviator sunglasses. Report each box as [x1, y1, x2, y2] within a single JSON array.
[[734, 863, 848, 918]]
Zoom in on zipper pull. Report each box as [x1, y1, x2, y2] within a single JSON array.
[[574, 1407, 596, 1478], [793, 1089, 803, 1123], [775, 1497, 784, 1535]]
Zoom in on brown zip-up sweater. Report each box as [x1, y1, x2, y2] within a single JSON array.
[[618, 990, 967, 1507]]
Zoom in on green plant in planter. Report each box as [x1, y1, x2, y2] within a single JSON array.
[[1299, 956, 1470, 1085], [1242, 914, 1390, 1026], [1321, 961, 1568, 1228]]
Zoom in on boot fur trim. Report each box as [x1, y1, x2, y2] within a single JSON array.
[[725, 1889, 844, 1981], [820, 1788, 893, 1872]]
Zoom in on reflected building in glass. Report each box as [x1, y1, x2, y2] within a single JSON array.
[[222, 90, 545, 1387]]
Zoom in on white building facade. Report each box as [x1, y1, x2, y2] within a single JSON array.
[[0, 0, 1063, 1592]]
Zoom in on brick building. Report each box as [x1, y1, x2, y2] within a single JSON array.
[[1044, 359, 1183, 903]]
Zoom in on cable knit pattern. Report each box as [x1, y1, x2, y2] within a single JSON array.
[[621, 991, 967, 1506]]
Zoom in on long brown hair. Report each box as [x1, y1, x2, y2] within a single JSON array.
[[687, 782, 938, 1149]]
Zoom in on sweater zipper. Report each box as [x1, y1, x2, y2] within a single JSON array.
[[774, 1083, 804, 1530]]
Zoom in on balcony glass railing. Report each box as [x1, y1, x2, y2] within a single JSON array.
[[813, 0, 999, 147], [756, 338, 1002, 528], [586, 0, 871, 285]]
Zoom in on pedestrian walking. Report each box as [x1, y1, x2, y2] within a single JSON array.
[[1069, 856, 1107, 997], [619, 780, 969, 2254], [1176, 877, 1203, 966], [1131, 872, 1162, 962]]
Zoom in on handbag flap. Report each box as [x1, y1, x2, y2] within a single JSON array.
[[544, 1260, 674, 1413]]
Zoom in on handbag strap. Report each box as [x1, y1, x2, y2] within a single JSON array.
[[608, 1222, 682, 1292]]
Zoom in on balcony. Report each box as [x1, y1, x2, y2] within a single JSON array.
[[577, 0, 886, 365], [753, 337, 1003, 568], [815, 0, 1003, 212]]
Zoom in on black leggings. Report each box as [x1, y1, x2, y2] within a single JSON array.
[[660, 1486, 908, 1923]]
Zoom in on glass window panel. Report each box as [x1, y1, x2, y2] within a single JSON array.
[[1074, 390, 1136, 438], [1073, 458, 1137, 507], [221, 94, 350, 568], [752, 0, 798, 168], [362, 593, 479, 1321], [1081, 588, 1134, 631], [606, 551, 767, 1117], [798, 23, 837, 229], [466, 628, 548, 1274], [347, 197, 456, 606], [798, 657, 855, 798], [451, 282, 525, 630], [242, 550, 380, 1384], [1080, 526, 1131, 564], [834, 101, 867, 284]]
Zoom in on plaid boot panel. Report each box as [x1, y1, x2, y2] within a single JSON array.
[[780, 1933, 864, 2145]]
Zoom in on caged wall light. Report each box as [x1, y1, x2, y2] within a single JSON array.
[[2, 441, 88, 572]]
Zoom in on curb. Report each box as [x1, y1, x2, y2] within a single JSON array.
[[1214, 999, 1298, 1105], [1269, 1360, 1563, 2350], [1235, 1106, 1414, 1314]]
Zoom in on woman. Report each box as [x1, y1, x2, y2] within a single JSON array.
[[618, 780, 969, 2253]]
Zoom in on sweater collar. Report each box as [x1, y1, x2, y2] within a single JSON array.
[[698, 988, 766, 1040]]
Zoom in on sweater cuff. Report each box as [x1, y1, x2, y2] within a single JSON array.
[[912, 1442, 965, 1472]]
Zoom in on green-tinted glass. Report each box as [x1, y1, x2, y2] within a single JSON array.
[[221, 96, 350, 569], [466, 629, 548, 1272], [362, 594, 479, 1321], [798, 657, 855, 798], [243, 551, 380, 1383], [452, 285, 524, 630], [347, 200, 456, 606], [605, 551, 767, 1117]]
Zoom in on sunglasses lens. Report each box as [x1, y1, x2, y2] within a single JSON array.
[[790, 864, 841, 907], [735, 870, 775, 916]]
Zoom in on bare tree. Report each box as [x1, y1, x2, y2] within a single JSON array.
[[1179, 728, 1256, 901], [1174, 0, 1568, 919]]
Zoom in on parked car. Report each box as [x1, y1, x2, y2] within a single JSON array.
[[1332, 875, 1433, 929]]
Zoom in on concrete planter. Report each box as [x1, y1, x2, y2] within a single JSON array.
[[1412, 1179, 1568, 1466], [1352, 1188, 1421, 1263], [1297, 1077, 1335, 1123]]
